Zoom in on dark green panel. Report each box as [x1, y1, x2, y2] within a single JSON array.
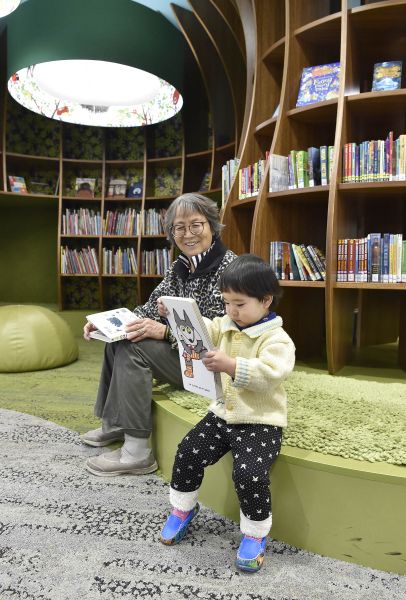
[[7, 0, 186, 93], [0, 202, 58, 303]]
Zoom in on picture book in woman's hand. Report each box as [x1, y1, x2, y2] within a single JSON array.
[[86, 307, 138, 342], [161, 296, 223, 402]]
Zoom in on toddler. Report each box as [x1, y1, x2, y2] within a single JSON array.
[[159, 254, 295, 572]]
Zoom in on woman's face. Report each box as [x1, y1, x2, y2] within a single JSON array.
[[172, 210, 213, 257]]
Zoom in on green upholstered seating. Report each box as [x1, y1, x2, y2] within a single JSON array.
[[0, 305, 78, 372]]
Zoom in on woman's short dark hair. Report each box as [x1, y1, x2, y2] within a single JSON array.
[[219, 254, 282, 308], [164, 193, 224, 242]]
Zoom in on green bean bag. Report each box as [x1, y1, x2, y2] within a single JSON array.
[[0, 305, 78, 372]]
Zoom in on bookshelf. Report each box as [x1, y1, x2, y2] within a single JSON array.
[[222, 0, 406, 373], [0, 1, 245, 311]]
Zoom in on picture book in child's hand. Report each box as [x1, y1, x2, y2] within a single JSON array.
[[8, 175, 28, 193], [296, 62, 341, 107], [86, 307, 138, 343], [161, 296, 223, 402], [371, 61, 402, 91]]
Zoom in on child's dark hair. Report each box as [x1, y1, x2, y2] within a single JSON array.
[[219, 254, 282, 308]]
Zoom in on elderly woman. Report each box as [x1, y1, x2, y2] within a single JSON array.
[[82, 193, 236, 476]]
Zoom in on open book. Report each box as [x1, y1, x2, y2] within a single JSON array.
[[86, 307, 138, 342], [161, 296, 223, 402]]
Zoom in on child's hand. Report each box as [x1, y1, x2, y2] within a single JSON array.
[[203, 349, 236, 378], [157, 297, 169, 318]]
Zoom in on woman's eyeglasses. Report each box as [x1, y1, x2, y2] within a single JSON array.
[[171, 221, 207, 237]]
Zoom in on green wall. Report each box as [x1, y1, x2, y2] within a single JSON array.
[[0, 198, 58, 303]]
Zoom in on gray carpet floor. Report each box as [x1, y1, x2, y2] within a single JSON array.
[[1, 409, 405, 600]]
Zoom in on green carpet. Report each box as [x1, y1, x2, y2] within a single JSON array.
[[1, 337, 405, 465]]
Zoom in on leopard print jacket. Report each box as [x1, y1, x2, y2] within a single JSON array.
[[133, 238, 236, 344]]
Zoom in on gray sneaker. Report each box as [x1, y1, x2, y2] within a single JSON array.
[[85, 448, 158, 477], [80, 427, 124, 447]]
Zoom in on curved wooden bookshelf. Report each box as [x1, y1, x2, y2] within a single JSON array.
[[222, 0, 406, 375]]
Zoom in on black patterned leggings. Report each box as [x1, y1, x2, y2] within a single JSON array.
[[171, 412, 282, 521]]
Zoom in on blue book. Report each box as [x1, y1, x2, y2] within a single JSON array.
[[372, 61, 402, 92], [296, 62, 340, 107], [126, 179, 143, 198]]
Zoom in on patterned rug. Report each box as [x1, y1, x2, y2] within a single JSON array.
[[1, 409, 405, 600]]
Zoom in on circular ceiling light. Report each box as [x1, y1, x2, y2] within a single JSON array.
[[8, 59, 183, 127], [0, 0, 20, 19]]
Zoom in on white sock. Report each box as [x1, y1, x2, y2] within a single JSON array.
[[120, 434, 151, 463]]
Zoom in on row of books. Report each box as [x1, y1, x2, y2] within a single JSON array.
[[61, 208, 168, 236], [62, 209, 102, 236], [337, 234, 406, 283], [238, 153, 269, 199], [104, 209, 141, 236], [141, 248, 171, 276], [102, 247, 138, 275], [269, 146, 334, 192], [342, 132, 406, 183], [143, 208, 166, 235], [61, 246, 99, 275], [221, 157, 240, 206], [269, 242, 326, 282], [61, 246, 172, 276]]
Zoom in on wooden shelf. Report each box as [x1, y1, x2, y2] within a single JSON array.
[[261, 37, 285, 64], [7, 152, 59, 163], [221, 0, 406, 374], [334, 282, 406, 291], [267, 186, 330, 201], [279, 280, 325, 288]]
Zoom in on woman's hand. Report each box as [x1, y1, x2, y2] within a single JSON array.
[[83, 321, 97, 341], [125, 318, 166, 342], [203, 349, 236, 378], [157, 297, 169, 318]]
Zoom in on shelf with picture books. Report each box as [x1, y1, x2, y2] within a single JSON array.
[[0, 80, 236, 310], [6, 154, 60, 197]]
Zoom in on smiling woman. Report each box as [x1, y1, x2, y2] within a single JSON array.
[[81, 193, 236, 477]]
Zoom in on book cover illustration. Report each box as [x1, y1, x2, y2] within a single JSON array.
[[75, 177, 96, 198], [107, 178, 127, 198], [8, 175, 28, 193], [296, 62, 341, 107], [372, 61, 402, 92], [161, 296, 223, 402], [126, 179, 143, 198], [86, 307, 138, 343]]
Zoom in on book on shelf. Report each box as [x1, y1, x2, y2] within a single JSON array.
[[8, 175, 28, 194], [75, 178, 96, 198], [269, 154, 289, 192], [126, 179, 143, 198], [107, 178, 127, 198], [371, 61, 402, 92], [86, 307, 138, 343], [160, 296, 223, 402], [296, 62, 340, 107], [308, 147, 321, 186]]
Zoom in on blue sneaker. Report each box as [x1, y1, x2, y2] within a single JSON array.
[[160, 504, 200, 545], [236, 535, 267, 572]]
